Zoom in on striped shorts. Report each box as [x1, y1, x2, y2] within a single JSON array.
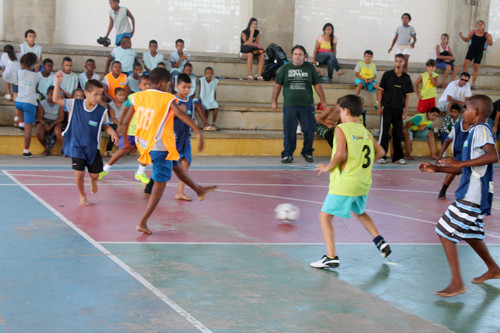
[[435, 199, 485, 243]]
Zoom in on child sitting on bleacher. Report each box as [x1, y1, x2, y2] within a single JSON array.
[[439, 103, 462, 144], [105, 87, 127, 156], [126, 62, 142, 93], [60, 57, 79, 98], [354, 50, 379, 109], [143, 40, 164, 74], [105, 36, 137, 75], [403, 107, 440, 160], [37, 58, 55, 100], [315, 105, 341, 148], [102, 61, 128, 101], [199, 66, 220, 130], [78, 59, 100, 89], [36, 86, 64, 156]]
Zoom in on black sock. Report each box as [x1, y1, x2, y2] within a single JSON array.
[[439, 184, 449, 198]]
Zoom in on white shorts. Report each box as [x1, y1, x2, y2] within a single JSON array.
[[437, 100, 449, 112], [395, 46, 412, 55]]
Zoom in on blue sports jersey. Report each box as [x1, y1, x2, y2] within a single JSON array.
[[174, 96, 194, 152], [451, 120, 470, 158], [62, 99, 109, 164], [455, 123, 495, 215]]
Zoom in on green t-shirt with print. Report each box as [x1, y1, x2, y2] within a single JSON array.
[[275, 62, 320, 107]]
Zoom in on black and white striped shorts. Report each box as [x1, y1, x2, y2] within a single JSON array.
[[435, 199, 485, 243]]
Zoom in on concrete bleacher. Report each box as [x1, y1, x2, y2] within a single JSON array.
[[1, 43, 500, 157]]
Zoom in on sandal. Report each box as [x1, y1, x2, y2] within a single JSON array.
[[247, 75, 254, 80], [256, 76, 264, 80]]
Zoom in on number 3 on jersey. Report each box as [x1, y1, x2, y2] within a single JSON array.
[[362, 145, 371, 168]]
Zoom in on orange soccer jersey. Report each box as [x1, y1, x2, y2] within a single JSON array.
[[104, 72, 127, 100], [132, 89, 179, 165]]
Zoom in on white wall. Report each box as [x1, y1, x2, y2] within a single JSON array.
[[0, 0, 4, 40], [487, 0, 500, 66], [293, 0, 449, 64], [55, 0, 253, 53]]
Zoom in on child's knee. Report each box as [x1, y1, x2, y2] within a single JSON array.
[[89, 173, 99, 180]]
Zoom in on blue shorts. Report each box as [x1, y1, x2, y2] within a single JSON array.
[[321, 194, 368, 219], [150, 151, 179, 183], [119, 135, 136, 150], [177, 140, 192, 165], [115, 32, 132, 46], [354, 78, 378, 92], [409, 129, 431, 140], [436, 60, 455, 70], [14, 101, 37, 124]]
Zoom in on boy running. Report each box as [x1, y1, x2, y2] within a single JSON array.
[[311, 94, 391, 269], [418, 95, 500, 297]]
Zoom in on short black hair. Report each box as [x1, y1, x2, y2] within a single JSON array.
[[175, 39, 185, 45], [428, 107, 440, 115], [364, 50, 373, 56], [85, 79, 104, 92], [133, 62, 143, 69], [395, 53, 405, 61], [24, 29, 36, 38], [450, 103, 462, 112], [149, 40, 158, 46], [467, 95, 494, 118], [460, 72, 471, 79], [85, 58, 95, 65], [177, 73, 192, 85], [20, 52, 38, 67], [139, 74, 150, 82], [46, 85, 55, 93], [291, 45, 306, 55], [62, 56, 72, 63], [150, 67, 171, 85], [157, 62, 166, 67], [426, 59, 437, 67], [114, 87, 126, 95], [111, 60, 122, 67], [204, 66, 214, 73], [120, 36, 131, 45], [184, 62, 193, 69], [402, 13, 412, 21], [337, 94, 363, 117], [42, 58, 53, 65]]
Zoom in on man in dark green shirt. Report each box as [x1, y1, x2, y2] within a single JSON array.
[[272, 45, 327, 163]]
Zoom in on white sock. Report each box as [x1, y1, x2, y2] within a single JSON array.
[[23, 149, 29, 154], [103, 164, 111, 172], [137, 164, 146, 175], [19, 122, 25, 127]]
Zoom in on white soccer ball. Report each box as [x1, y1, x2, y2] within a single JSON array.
[[274, 203, 300, 222]]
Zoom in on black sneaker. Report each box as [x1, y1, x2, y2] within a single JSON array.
[[302, 154, 314, 163], [97, 36, 111, 47], [18, 127, 24, 132], [23, 152, 33, 158], [281, 156, 294, 164], [376, 239, 392, 258], [310, 255, 340, 268]]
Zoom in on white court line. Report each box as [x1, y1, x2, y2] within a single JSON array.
[[2, 170, 212, 333], [99, 241, 500, 246]]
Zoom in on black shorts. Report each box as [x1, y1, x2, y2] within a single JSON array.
[[71, 151, 103, 174], [465, 48, 484, 64]]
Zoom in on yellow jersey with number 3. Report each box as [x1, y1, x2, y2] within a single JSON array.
[[329, 122, 375, 196], [132, 89, 179, 165]]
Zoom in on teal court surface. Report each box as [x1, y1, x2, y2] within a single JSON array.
[[1, 155, 500, 332]]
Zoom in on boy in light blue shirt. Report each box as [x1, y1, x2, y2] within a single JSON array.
[[78, 59, 100, 89], [169, 39, 190, 77], [60, 57, 79, 98], [37, 58, 55, 100], [105, 36, 137, 74], [143, 40, 164, 74], [126, 62, 142, 93]]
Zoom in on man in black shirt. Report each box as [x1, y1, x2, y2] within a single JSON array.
[[376, 54, 414, 164]]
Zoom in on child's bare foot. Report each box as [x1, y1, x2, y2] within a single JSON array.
[[90, 178, 98, 194], [175, 193, 193, 201], [430, 155, 439, 160], [438, 196, 448, 202], [472, 269, 500, 283], [434, 285, 467, 297], [337, 69, 345, 75], [197, 186, 218, 201], [136, 225, 152, 234], [79, 196, 90, 206], [405, 155, 415, 160]]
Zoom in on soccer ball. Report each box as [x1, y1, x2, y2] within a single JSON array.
[[274, 203, 300, 222]]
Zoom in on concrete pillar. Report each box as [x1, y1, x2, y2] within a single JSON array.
[[252, 0, 295, 55], [3, 0, 55, 43], [445, 0, 474, 67]]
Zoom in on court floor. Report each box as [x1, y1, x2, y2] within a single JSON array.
[[1, 155, 500, 332]]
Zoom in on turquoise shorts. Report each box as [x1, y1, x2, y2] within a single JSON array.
[[321, 194, 368, 219], [409, 129, 431, 140], [354, 78, 378, 92]]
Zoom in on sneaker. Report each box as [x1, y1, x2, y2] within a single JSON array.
[[135, 172, 150, 184], [302, 153, 314, 163], [18, 126, 24, 132], [471, 84, 477, 90], [4, 94, 12, 101], [98, 171, 109, 180], [377, 158, 387, 164], [310, 255, 340, 268], [375, 239, 392, 258], [281, 156, 294, 164], [394, 159, 407, 164], [22, 152, 33, 158]]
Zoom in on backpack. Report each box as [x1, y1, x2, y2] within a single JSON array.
[[262, 62, 282, 81], [266, 43, 287, 65]]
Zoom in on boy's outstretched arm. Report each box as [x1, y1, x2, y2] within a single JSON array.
[[53, 71, 65, 107], [418, 162, 462, 174], [447, 143, 499, 168], [171, 102, 204, 152], [315, 127, 347, 175], [437, 137, 452, 161]]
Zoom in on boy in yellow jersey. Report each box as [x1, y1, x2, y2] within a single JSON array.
[[311, 94, 392, 269], [414, 59, 439, 113], [354, 50, 380, 109], [122, 67, 215, 234]]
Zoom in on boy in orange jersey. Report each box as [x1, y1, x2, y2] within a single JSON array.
[[122, 67, 216, 234], [102, 60, 128, 102]]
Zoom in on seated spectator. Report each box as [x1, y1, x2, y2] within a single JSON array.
[[142, 40, 164, 74], [105, 36, 137, 75], [315, 105, 341, 148], [169, 39, 190, 78], [60, 57, 79, 98], [36, 86, 64, 155], [312, 23, 344, 82], [439, 103, 461, 144], [199, 67, 219, 129], [354, 50, 379, 108], [437, 72, 472, 113], [436, 33, 458, 88], [102, 61, 128, 101], [127, 62, 143, 93], [36, 58, 55, 100], [403, 107, 440, 160], [105, 87, 127, 156], [72, 88, 84, 99], [78, 59, 100, 89], [239, 17, 265, 80]]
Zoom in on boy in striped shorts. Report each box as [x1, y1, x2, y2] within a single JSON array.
[[418, 95, 500, 297]]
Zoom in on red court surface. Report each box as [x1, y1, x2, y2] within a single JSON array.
[[8, 168, 500, 245]]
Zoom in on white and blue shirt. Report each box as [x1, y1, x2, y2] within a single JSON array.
[[37, 72, 55, 98], [111, 46, 137, 73], [78, 71, 100, 90]]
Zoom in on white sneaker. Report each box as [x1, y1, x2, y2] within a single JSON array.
[[377, 158, 386, 164], [395, 159, 407, 164], [4, 94, 12, 101]]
